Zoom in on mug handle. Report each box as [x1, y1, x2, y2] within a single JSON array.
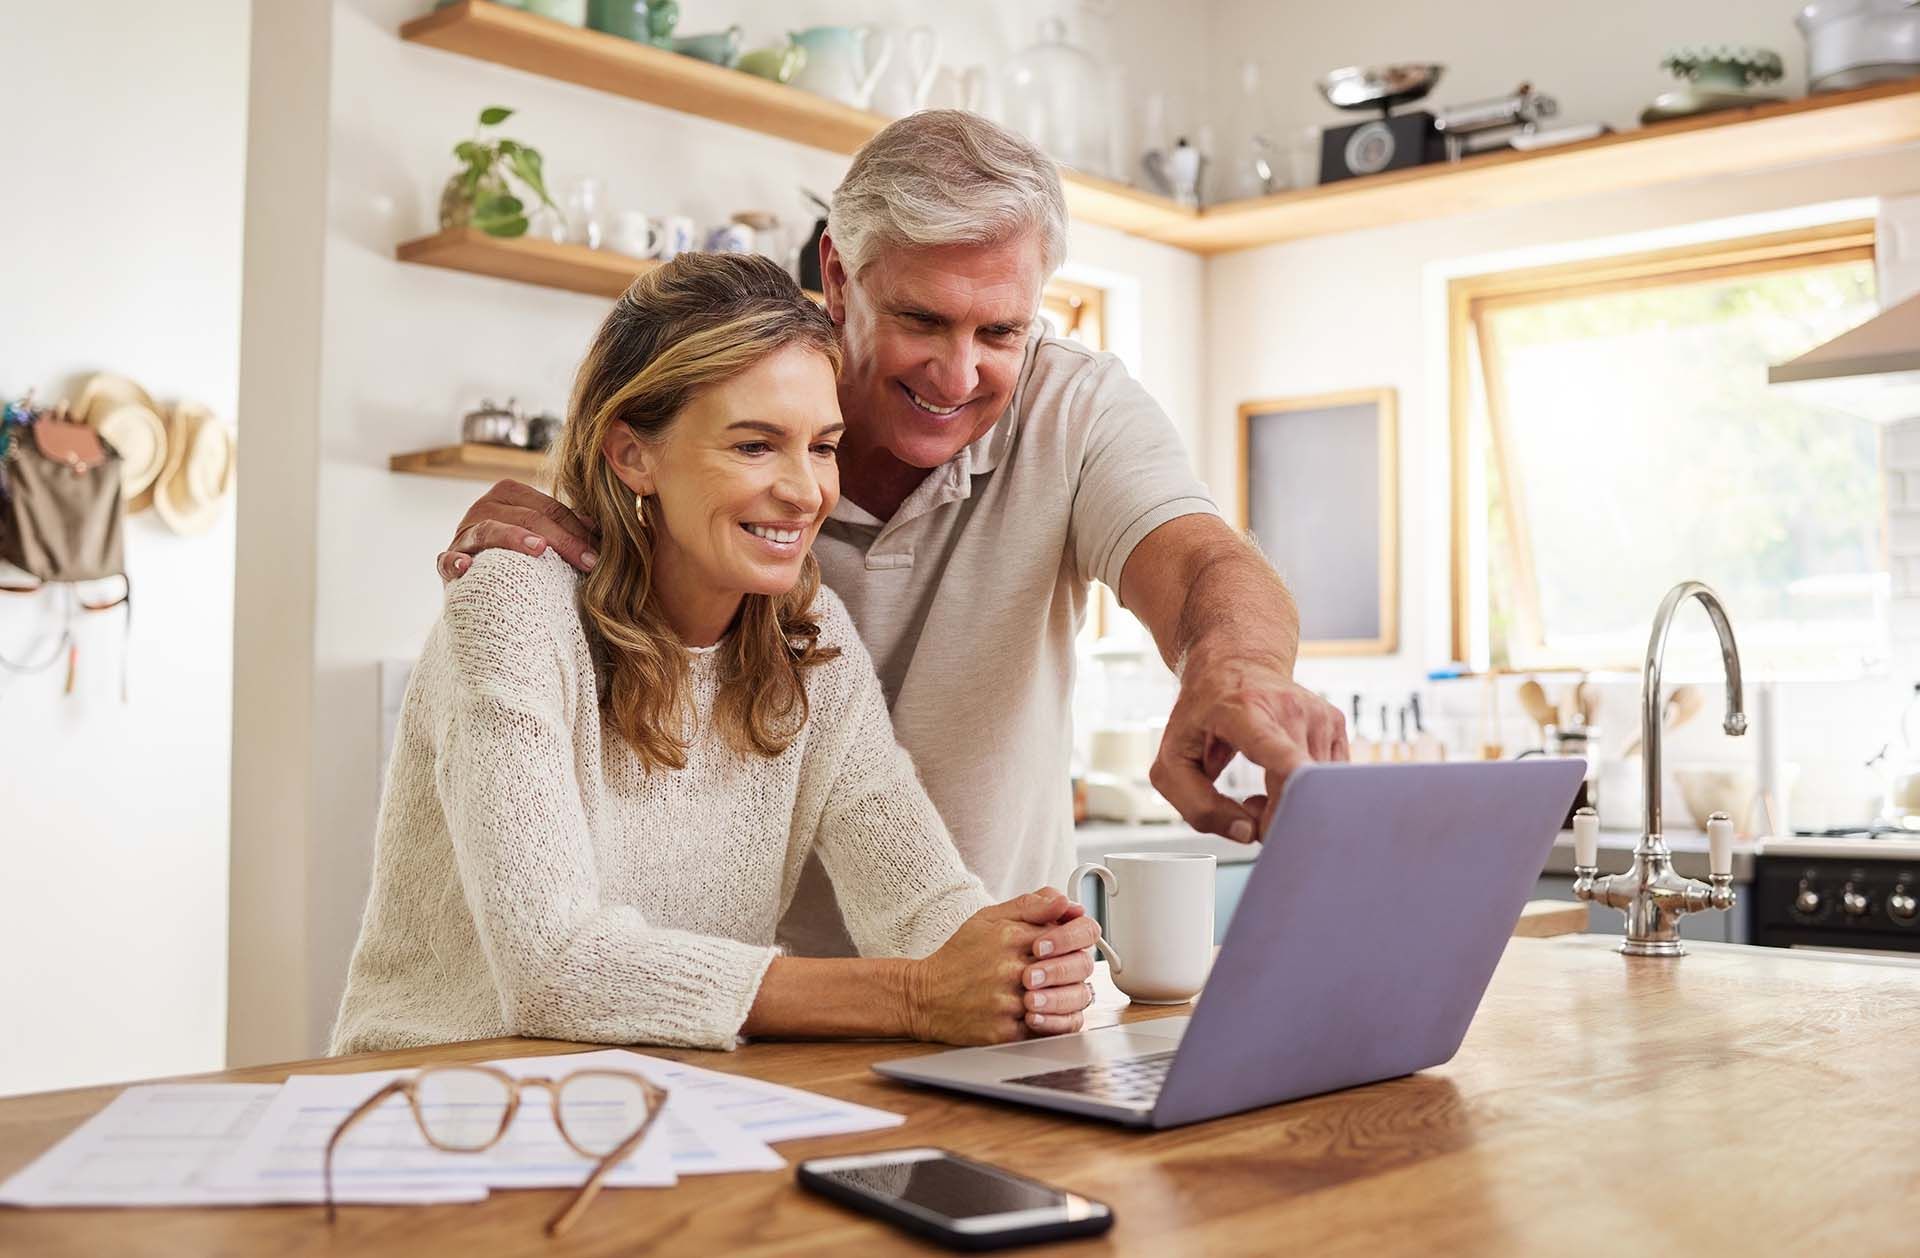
[[856, 25, 894, 105], [906, 26, 941, 106], [1067, 862, 1125, 975]]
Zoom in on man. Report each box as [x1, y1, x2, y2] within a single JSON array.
[[439, 111, 1348, 952]]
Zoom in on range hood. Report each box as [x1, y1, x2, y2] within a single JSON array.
[[1769, 290, 1920, 422]]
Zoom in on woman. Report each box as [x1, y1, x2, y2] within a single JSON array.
[[330, 253, 1098, 1055]]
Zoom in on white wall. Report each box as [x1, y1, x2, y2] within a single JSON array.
[[0, 1, 248, 1095], [230, 0, 1209, 1064]]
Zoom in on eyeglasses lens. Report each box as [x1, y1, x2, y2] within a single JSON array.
[[556, 1072, 656, 1157], [414, 1067, 512, 1151]]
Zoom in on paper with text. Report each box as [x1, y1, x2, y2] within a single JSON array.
[[0, 1085, 486, 1208]]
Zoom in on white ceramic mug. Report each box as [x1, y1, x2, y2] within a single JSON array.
[[611, 210, 660, 259], [704, 222, 755, 254], [1068, 852, 1214, 1004], [653, 215, 696, 261]]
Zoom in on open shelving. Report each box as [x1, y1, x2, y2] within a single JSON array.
[[401, 1, 1920, 256], [398, 1, 1193, 242], [396, 226, 659, 297], [389, 441, 551, 485]]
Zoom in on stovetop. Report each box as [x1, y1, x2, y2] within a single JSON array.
[[1759, 824, 1920, 860]]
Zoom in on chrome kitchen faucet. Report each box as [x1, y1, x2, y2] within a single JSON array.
[[1572, 581, 1747, 956]]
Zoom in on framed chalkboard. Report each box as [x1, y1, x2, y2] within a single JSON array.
[[1237, 389, 1399, 656]]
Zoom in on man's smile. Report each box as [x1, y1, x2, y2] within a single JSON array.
[[901, 383, 966, 417]]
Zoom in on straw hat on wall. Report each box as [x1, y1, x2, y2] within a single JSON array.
[[151, 401, 236, 536], [76, 373, 168, 511]]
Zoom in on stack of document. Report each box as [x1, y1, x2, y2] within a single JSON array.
[[0, 1048, 904, 1209]]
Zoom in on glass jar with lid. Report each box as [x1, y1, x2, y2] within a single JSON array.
[[1000, 19, 1114, 179]]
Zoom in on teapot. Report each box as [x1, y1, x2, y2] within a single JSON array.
[[789, 25, 893, 111]]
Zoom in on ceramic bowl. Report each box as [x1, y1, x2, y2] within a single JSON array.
[[1673, 764, 1799, 834]]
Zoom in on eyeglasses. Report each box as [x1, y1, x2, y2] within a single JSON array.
[[324, 1063, 669, 1237]]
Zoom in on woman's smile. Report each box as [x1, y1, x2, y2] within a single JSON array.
[[740, 520, 810, 556]]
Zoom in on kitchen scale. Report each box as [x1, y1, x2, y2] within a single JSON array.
[[1315, 63, 1448, 182]]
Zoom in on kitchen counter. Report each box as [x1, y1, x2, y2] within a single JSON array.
[[1075, 821, 1259, 866], [1078, 821, 1764, 882], [5, 938, 1918, 1255]]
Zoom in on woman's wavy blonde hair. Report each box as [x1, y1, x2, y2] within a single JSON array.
[[553, 252, 842, 772]]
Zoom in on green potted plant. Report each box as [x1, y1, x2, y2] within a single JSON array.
[[438, 106, 557, 237]]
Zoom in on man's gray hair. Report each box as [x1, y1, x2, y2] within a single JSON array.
[[828, 110, 1068, 277]]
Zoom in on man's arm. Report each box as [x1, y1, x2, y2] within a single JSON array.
[[1119, 513, 1348, 842], [434, 480, 601, 581]]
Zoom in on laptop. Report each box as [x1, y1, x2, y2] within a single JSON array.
[[872, 758, 1584, 1128]]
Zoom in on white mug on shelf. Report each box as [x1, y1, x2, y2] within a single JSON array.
[[611, 210, 660, 259], [653, 215, 696, 261], [704, 222, 755, 254], [1068, 852, 1215, 1005]]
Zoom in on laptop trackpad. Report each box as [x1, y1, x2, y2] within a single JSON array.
[[985, 1025, 1186, 1067]]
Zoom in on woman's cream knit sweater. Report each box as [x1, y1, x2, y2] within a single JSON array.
[[329, 550, 991, 1055]]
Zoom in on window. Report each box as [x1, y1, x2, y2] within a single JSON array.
[[1450, 221, 1884, 675], [1039, 276, 1106, 352]]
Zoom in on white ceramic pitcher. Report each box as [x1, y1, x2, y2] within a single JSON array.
[[869, 25, 942, 118], [789, 25, 894, 111]]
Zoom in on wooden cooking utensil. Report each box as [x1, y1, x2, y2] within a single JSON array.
[[1665, 683, 1705, 731], [1517, 679, 1556, 741], [1574, 677, 1600, 729], [1621, 683, 1706, 759]]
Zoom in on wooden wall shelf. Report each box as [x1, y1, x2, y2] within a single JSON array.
[[390, 442, 551, 484], [399, 1, 1197, 243], [402, 3, 1920, 256], [397, 227, 658, 297], [396, 227, 827, 303]]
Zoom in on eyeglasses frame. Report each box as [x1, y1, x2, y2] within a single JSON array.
[[323, 1062, 670, 1237]]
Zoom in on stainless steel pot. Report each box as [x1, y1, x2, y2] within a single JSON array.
[[461, 399, 524, 447], [1799, 0, 1920, 92]]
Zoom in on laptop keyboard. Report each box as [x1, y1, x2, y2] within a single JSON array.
[[1006, 1051, 1177, 1107]]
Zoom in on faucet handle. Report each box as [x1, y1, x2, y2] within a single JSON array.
[[1707, 812, 1733, 879], [1573, 806, 1599, 868]]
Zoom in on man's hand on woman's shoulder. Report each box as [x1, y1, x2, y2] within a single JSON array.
[[437, 479, 602, 582]]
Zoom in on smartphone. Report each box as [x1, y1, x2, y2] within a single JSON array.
[[796, 1147, 1114, 1251]]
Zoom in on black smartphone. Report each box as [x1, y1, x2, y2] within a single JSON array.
[[796, 1147, 1114, 1251]]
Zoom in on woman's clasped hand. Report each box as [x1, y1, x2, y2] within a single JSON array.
[[908, 888, 1103, 1044]]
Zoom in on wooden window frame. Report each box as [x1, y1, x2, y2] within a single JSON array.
[[1042, 276, 1106, 353], [1447, 219, 1878, 667], [1043, 277, 1121, 637]]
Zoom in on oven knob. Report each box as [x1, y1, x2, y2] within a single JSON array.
[[1794, 882, 1822, 915], [1842, 884, 1870, 918], [1891, 886, 1918, 923]]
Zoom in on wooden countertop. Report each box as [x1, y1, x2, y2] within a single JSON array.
[[4, 938, 1919, 1256]]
